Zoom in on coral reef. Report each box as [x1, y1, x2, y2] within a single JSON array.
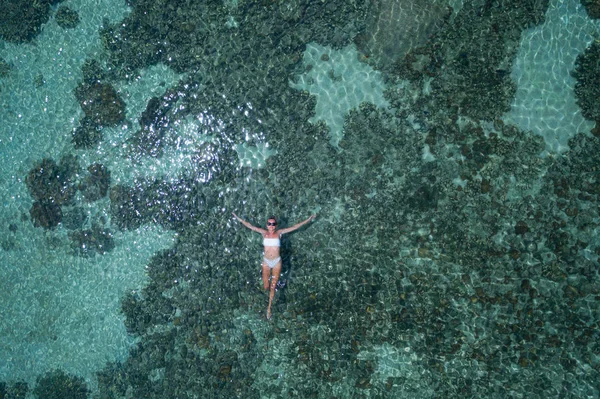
[[33, 370, 88, 399], [25, 156, 82, 229], [55, 6, 80, 29], [72, 117, 103, 149], [9, 0, 600, 396], [26, 157, 78, 206], [74, 82, 126, 128], [0, 0, 53, 43], [0, 57, 10, 78], [79, 163, 111, 202], [61, 206, 88, 230], [69, 224, 115, 257], [573, 41, 600, 122], [581, 0, 600, 18], [29, 200, 63, 230], [0, 381, 28, 399], [391, 0, 549, 122], [90, 1, 600, 397], [80, 59, 107, 86], [128, 92, 179, 158], [109, 177, 206, 231]]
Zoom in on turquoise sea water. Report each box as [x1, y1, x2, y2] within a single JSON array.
[[1, 0, 599, 398]]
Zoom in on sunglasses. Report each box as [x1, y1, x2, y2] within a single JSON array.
[[267, 222, 277, 226]]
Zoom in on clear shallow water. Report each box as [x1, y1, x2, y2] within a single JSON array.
[[1, 0, 599, 398]]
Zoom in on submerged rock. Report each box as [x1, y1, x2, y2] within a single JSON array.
[[26, 158, 77, 205], [79, 163, 111, 202], [0, 57, 10, 78], [55, 6, 80, 29], [0, 0, 53, 43], [81, 59, 107, 85], [573, 41, 600, 121], [581, 0, 600, 18], [69, 224, 115, 257], [72, 116, 103, 149], [34, 369, 89, 399], [130, 97, 168, 158], [1, 381, 28, 399], [109, 184, 144, 230], [30, 200, 62, 230], [74, 82, 126, 127]]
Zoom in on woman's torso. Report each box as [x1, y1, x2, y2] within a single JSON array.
[[263, 232, 280, 259]]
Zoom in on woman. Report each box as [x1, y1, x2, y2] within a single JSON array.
[[232, 212, 316, 319]]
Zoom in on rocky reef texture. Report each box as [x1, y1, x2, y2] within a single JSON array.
[[7, 0, 597, 397], [72, 116, 103, 149], [392, 0, 549, 122], [33, 370, 89, 399], [86, 0, 600, 397], [26, 157, 80, 229], [128, 92, 180, 159], [74, 82, 126, 128], [29, 200, 63, 230], [573, 41, 600, 122], [69, 224, 115, 257], [0, 0, 54, 43], [581, 0, 600, 18], [24, 157, 114, 232], [55, 6, 80, 29], [26, 157, 78, 206], [79, 163, 111, 202], [0, 57, 10, 78], [71, 80, 126, 150], [0, 381, 28, 399], [109, 177, 208, 231], [356, 0, 449, 69]]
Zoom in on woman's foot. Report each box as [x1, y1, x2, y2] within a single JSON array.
[[267, 308, 272, 320]]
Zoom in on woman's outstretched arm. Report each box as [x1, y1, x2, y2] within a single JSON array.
[[278, 215, 316, 235], [232, 212, 267, 234]]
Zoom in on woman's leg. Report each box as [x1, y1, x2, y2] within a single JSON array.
[[261, 263, 270, 290], [267, 262, 282, 319]]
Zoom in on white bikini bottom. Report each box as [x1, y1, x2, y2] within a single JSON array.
[[263, 257, 281, 269]]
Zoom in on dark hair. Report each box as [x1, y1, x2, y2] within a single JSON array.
[[267, 216, 277, 223]]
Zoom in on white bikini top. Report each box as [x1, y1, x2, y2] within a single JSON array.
[[263, 237, 280, 247]]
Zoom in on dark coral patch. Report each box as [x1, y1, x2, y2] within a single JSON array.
[[109, 184, 152, 231], [72, 116, 103, 149], [581, 0, 600, 18], [573, 41, 600, 121], [79, 163, 111, 202], [26, 158, 77, 205], [0, 57, 10, 78], [55, 6, 80, 29], [69, 224, 115, 257], [34, 369, 89, 399], [74, 82, 126, 127], [130, 97, 167, 158], [0, 0, 51, 43], [30, 200, 62, 230]]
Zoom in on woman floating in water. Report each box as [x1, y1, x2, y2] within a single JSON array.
[[232, 212, 316, 319]]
